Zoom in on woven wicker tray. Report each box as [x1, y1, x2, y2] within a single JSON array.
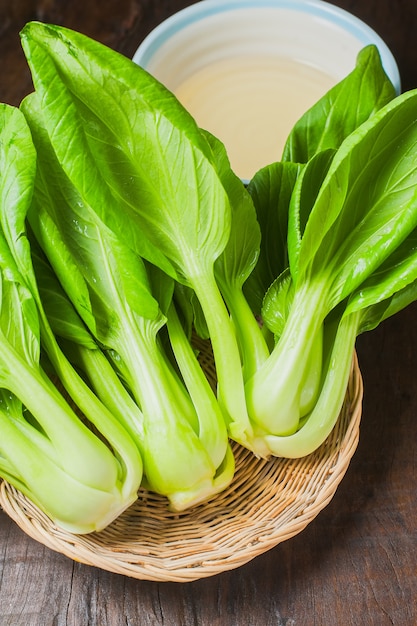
[[0, 349, 362, 583]]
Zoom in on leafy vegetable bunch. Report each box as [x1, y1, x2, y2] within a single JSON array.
[[1, 22, 417, 534]]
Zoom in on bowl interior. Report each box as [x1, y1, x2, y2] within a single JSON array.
[[133, 1, 400, 179], [133, 0, 400, 93]]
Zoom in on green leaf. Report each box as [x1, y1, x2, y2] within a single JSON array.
[[173, 282, 210, 340], [246, 161, 301, 313], [0, 268, 40, 368], [346, 229, 417, 319], [262, 268, 293, 339], [282, 45, 397, 163], [298, 89, 417, 309], [29, 237, 98, 351], [356, 279, 417, 333], [0, 104, 36, 283], [20, 22, 231, 283], [287, 149, 335, 281], [22, 93, 161, 345]]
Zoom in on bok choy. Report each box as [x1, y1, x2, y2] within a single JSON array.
[[0, 103, 143, 533], [18, 22, 417, 463], [21, 91, 234, 511], [19, 21, 263, 454], [246, 88, 417, 449]]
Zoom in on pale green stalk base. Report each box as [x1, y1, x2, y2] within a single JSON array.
[[166, 301, 230, 469], [0, 335, 140, 534], [67, 341, 146, 450], [245, 281, 327, 436], [264, 311, 360, 458], [39, 320, 143, 504], [168, 444, 235, 512], [114, 315, 234, 509]]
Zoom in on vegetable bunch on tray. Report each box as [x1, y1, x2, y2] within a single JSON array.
[[1, 22, 417, 534]]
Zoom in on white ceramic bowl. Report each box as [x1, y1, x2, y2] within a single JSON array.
[[133, 0, 400, 180]]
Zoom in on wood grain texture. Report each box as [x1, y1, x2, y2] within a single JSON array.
[[1, 1, 417, 624]]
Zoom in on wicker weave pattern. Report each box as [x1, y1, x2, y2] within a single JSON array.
[[0, 351, 362, 582]]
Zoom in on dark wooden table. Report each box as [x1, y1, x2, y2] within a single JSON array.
[[1, 1, 417, 624]]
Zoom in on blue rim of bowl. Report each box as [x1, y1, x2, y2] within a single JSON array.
[[132, 0, 401, 94]]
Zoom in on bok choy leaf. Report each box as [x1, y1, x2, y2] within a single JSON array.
[[282, 44, 397, 163]]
